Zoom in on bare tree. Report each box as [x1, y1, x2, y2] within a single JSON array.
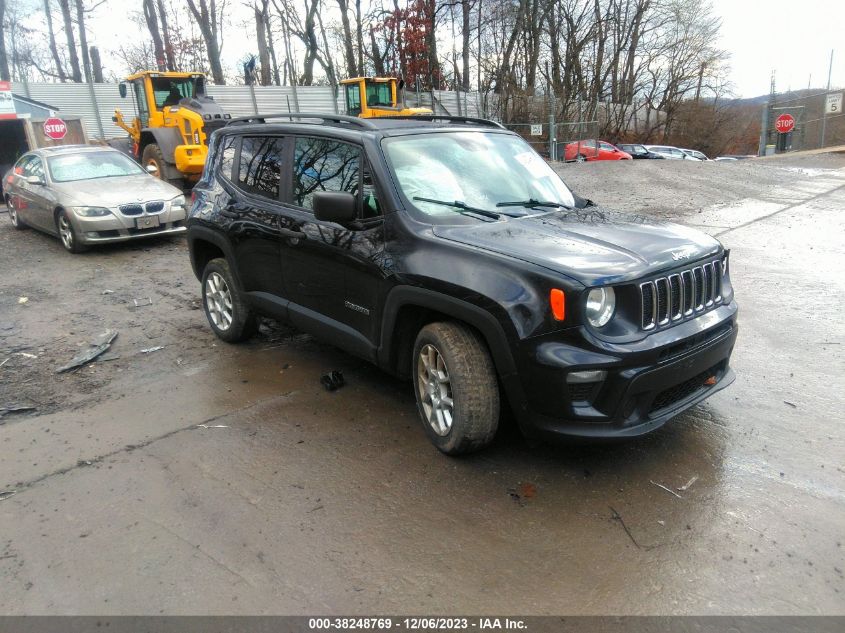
[[42, 0, 68, 81], [186, 0, 226, 83], [58, 0, 82, 82], [143, 0, 168, 71], [0, 0, 10, 81]]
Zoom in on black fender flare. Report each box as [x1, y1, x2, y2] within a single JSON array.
[[140, 127, 182, 165], [187, 225, 243, 287], [379, 285, 519, 379]]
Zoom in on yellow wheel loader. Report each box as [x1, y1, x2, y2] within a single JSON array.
[[341, 77, 433, 118], [112, 71, 231, 188]]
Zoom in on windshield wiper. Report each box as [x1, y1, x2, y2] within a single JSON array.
[[413, 197, 501, 220], [496, 199, 572, 209]]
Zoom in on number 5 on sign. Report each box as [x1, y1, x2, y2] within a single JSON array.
[[826, 93, 842, 114]]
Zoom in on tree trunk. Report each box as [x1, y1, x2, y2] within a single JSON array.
[[90, 46, 103, 82], [156, 0, 176, 71], [336, 0, 357, 78], [143, 0, 166, 71], [461, 0, 471, 91], [369, 25, 385, 76], [0, 0, 11, 81], [424, 0, 440, 88], [354, 0, 363, 75], [43, 0, 67, 82], [58, 0, 82, 82], [74, 0, 92, 82], [255, 5, 271, 85], [186, 0, 225, 84]]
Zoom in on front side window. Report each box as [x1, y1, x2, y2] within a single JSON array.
[[345, 84, 361, 116], [293, 137, 360, 210], [48, 151, 143, 183], [238, 136, 284, 199], [383, 132, 574, 223]]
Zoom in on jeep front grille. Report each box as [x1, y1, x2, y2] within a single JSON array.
[[640, 260, 724, 330]]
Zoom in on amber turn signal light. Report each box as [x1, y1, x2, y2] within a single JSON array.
[[550, 289, 565, 321]]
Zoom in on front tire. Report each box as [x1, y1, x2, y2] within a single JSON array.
[[6, 196, 27, 230], [141, 143, 184, 190], [56, 210, 87, 253], [413, 322, 500, 455], [201, 258, 257, 343]]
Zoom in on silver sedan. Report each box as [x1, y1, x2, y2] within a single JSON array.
[[3, 145, 187, 253]]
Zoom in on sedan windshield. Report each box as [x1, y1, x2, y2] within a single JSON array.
[[48, 151, 145, 183], [383, 132, 574, 222]]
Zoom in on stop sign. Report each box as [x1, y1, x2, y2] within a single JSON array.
[[775, 113, 795, 134], [43, 117, 67, 140]]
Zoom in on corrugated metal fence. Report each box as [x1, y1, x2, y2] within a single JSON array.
[[11, 81, 489, 140]]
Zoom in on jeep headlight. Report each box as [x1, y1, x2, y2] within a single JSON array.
[[586, 287, 615, 328], [170, 195, 186, 211], [73, 206, 111, 217]]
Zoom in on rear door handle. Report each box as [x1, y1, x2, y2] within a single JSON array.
[[280, 228, 306, 240]]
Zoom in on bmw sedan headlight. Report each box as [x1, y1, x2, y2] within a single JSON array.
[[586, 287, 616, 328], [170, 195, 186, 211], [72, 206, 112, 217]]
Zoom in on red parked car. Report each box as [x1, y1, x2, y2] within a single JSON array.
[[563, 139, 632, 162]]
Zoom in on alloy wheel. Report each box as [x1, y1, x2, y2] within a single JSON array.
[[7, 201, 18, 227], [205, 272, 234, 331], [417, 343, 454, 436], [58, 215, 73, 250]]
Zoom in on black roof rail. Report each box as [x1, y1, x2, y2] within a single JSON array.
[[225, 112, 378, 130], [377, 114, 506, 130]]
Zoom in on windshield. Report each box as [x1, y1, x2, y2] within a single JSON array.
[[48, 151, 146, 183], [383, 132, 574, 223], [366, 81, 393, 107], [151, 77, 198, 108]]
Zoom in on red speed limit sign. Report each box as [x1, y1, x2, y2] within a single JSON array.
[[775, 113, 795, 134]]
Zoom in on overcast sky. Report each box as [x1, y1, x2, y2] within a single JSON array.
[[77, 0, 843, 98], [710, 0, 843, 97]]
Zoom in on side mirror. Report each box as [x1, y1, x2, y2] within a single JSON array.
[[26, 176, 45, 186], [118, 82, 127, 98], [313, 191, 356, 224]]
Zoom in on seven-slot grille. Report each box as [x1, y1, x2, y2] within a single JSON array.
[[640, 259, 723, 330], [119, 201, 165, 216]]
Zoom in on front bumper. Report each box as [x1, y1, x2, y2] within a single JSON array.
[[511, 303, 738, 440], [71, 206, 188, 245]]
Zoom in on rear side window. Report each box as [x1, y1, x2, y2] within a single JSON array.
[[293, 137, 360, 210], [218, 135, 237, 180], [238, 136, 284, 199]]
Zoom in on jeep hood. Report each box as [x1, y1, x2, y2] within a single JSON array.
[[431, 207, 722, 286]]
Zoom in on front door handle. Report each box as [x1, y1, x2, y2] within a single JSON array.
[[280, 228, 307, 240]]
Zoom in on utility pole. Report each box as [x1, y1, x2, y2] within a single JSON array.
[[820, 49, 834, 149], [759, 70, 775, 156]]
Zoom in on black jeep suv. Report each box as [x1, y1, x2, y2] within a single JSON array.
[[187, 113, 737, 454]]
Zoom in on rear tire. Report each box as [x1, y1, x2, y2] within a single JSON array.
[[141, 143, 185, 190], [6, 196, 27, 230], [412, 322, 500, 455], [201, 258, 257, 343], [576, 153, 587, 163]]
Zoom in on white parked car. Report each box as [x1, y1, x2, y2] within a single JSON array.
[[682, 149, 710, 161], [643, 145, 701, 161]]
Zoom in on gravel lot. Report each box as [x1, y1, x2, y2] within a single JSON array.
[[1, 152, 843, 615]]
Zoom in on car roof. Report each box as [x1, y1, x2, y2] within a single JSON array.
[[32, 144, 119, 157], [219, 114, 512, 141]]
